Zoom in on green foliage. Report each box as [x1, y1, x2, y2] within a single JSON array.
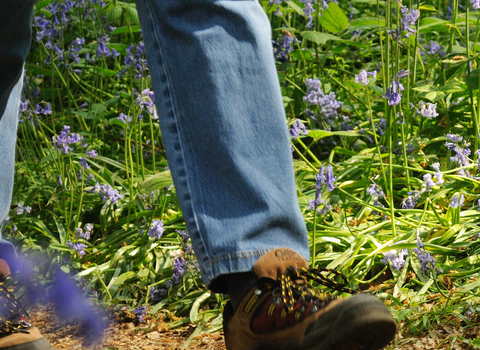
[[10, 0, 480, 345]]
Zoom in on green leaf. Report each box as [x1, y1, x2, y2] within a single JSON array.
[[412, 84, 435, 92], [308, 130, 333, 139], [466, 69, 480, 90], [286, 1, 304, 16], [106, 5, 122, 24], [419, 4, 437, 12], [141, 171, 174, 191], [318, 2, 349, 33], [301, 31, 342, 44], [189, 291, 211, 323], [425, 90, 445, 102], [349, 17, 386, 27], [124, 5, 139, 25], [111, 25, 141, 35]]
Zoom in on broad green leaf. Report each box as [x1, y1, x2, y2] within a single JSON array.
[[112, 25, 141, 35], [141, 171, 174, 191], [319, 2, 349, 33], [301, 31, 342, 44], [412, 84, 435, 92], [419, 5, 437, 12], [287, 1, 304, 16], [124, 5, 140, 25], [106, 5, 122, 24], [308, 130, 333, 139], [425, 90, 445, 102], [466, 69, 480, 90], [350, 17, 386, 27]]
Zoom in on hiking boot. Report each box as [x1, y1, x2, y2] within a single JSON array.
[[0, 259, 53, 350], [223, 248, 396, 350]]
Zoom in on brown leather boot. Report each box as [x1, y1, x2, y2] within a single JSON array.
[[223, 248, 396, 350], [0, 259, 53, 350]]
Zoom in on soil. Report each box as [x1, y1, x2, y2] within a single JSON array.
[[28, 304, 480, 349], [28, 305, 226, 350]]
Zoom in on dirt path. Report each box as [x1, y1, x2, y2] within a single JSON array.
[[29, 305, 226, 350]]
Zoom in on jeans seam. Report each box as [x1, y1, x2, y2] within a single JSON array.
[[203, 248, 271, 271], [143, 0, 209, 261]]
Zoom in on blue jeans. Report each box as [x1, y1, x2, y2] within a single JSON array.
[[1, 0, 308, 292]]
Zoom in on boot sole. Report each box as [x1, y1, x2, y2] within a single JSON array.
[[253, 293, 396, 350], [303, 293, 396, 350]]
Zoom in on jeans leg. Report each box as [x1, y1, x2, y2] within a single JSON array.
[[0, 0, 34, 268], [135, 0, 309, 292]]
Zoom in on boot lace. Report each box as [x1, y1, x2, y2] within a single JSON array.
[[274, 266, 355, 313], [0, 282, 32, 337]]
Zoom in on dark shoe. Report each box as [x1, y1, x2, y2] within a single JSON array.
[[223, 248, 396, 350], [0, 259, 53, 350]]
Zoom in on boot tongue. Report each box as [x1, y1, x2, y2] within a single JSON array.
[[252, 248, 308, 280]]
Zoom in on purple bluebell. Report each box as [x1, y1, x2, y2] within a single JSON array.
[[66, 240, 87, 257], [16, 203, 32, 215], [383, 80, 404, 106], [401, 189, 424, 209], [299, 0, 315, 27], [355, 70, 377, 86], [176, 229, 190, 243], [449, 193, 464, 208], [58, 174, 63, 186], [290, 119, 309, 138], [471, 0, 480, 10], [273, 30, 295, 62], [86, 149, 98, 158], [117, 113, 132, 124], [136, 89, 158, 120], [79, 157, 90, 169], [423, 173, 435, 191], [96, 35, 111, 58], [52, 125, 81, 154], [366, 181, 384, 206], [412, 233, 436, 271], [134, 306, 147, 323], [381, 249, 408, 270], [95, 183, 123, 204], [446, 133, 463, 143], [418, 101, 438, 119], [303, 78, 344, 126], [172, 257, 186, 284], [149, 287, 167, 302], [400, 6, 420, 37], [147, 220, 164, 239]]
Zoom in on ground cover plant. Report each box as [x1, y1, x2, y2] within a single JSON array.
[[9, 0, 480, 347]]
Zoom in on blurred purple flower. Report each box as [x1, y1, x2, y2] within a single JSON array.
[[381, 249, 408, 270], [147, 220, 164, 239]]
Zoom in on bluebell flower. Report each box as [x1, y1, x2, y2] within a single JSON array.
[[401, 189, 424, 209], [381, 249, 408, 270], [400, 6, 420, 37], [290, 119, 309, 138], [86, 149, 98, 158], [299, 0, 315, 27], [412, 233, 436, 271], [449, 193, 464, 208], [471, 0, 480, 10], [79, 157, 90, 170], [52, 125, 81, 154], [273, 30, 295, 62], [16, 203, 32, 215], [57, 174, 63, 186], [383, 80, 404, 106], [134, 306, 147, 323], [172, 257, 186, 284], [66, 240, 87, 257], [93, 183, 123, 204], [431, 163, 444, 186], [366, 181, 384, 206], [418, 101, 439, 119], [136, 89, 158, 120], [354, 70, 376, 86], [446, 133, 463, 143], [96, 35, 111, 58], [423, 174, 435, 191], [149, 287, 167, 302], [147, 220, 164, 239], [303, 78, 343, 127], [117, 113, 132, 124]]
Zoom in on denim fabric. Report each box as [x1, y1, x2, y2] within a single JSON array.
[[0, 0, 310, 292], [135, 0, 309, 292], [0, 0, 34, 268]]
